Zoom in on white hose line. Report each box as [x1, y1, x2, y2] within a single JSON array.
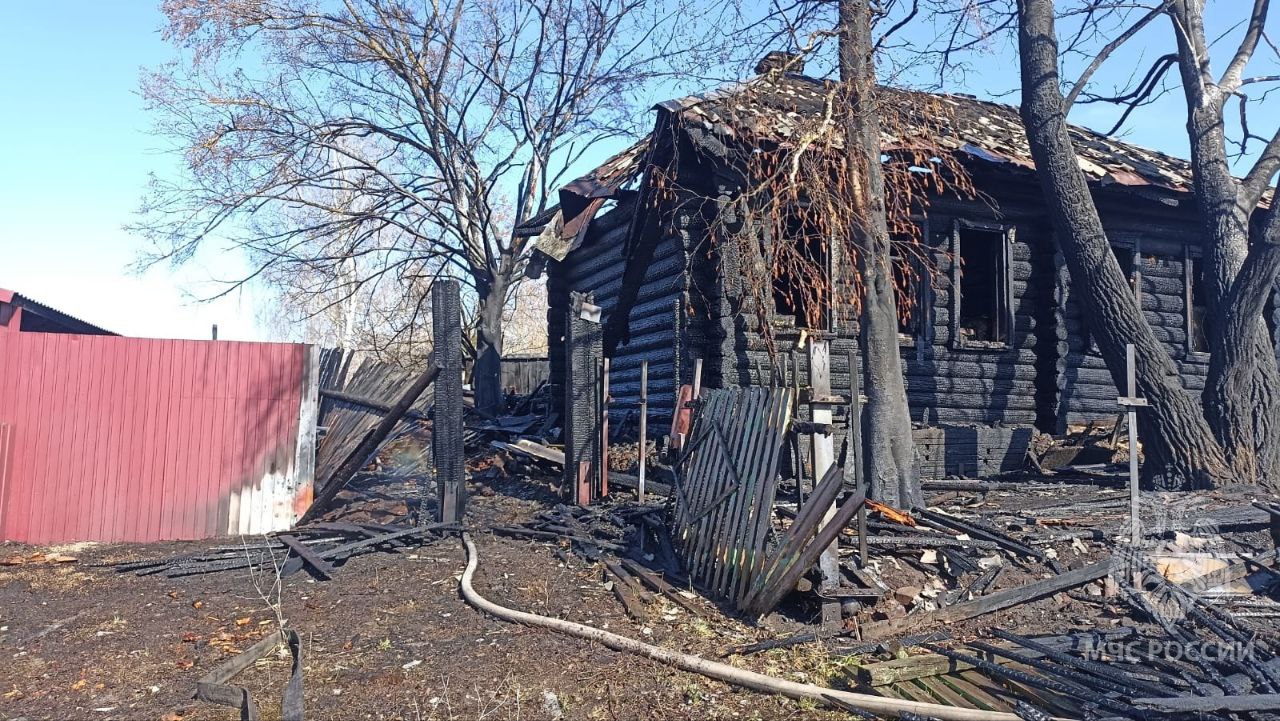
[[459, 533, 1066, 721]]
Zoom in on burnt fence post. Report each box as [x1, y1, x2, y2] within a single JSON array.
[[433, 279, 466, 524], [565, 292, 604, 506]]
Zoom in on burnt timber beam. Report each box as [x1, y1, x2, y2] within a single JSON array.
[[915, 508, 1045, 561], [565, 292, 604, 506], [1132, 694, 1280, 713], [276, 533, 335, 580], [318, 388, 429, 422]]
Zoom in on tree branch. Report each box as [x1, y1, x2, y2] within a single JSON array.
[[1064, 2, 1167, 113], [1220, 0, 1272, 93]]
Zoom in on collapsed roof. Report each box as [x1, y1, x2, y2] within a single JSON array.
[[665, 73, 1197, 191], [526, 70, 1203, 263]]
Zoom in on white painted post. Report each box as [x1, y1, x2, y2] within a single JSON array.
[[809, 337, 840, 627]]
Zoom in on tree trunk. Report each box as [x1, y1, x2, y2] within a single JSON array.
[[1205, 205, 1280, 490], [1016, 0, 1230, 489], [840, 0, 921, 508], [1166, 1, 1280, 485], [473, 272, 507, 418]]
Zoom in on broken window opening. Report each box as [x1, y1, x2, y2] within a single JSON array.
[[1189, 257, 1210, 354], [890, 237, 925, 342], [1115, 248, 1135, 291], [953, 221, 1012, 348], [772, 209, 830, 330]]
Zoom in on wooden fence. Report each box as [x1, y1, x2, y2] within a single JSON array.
[[501, 356, 549, 395]]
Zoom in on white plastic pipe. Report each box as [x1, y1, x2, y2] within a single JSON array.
[[458, 534, 1066, 721]]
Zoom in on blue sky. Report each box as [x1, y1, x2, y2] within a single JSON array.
[[0, 3, 265, 340], [0, 3, 1271, 340]]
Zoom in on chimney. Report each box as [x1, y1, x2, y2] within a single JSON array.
[[755, 50, 804, 76]]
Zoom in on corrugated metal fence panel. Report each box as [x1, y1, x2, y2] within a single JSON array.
[[0, 333, 314, 544], [0, 423, 11, 536]]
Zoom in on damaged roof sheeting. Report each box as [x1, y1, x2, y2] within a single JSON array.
[[525, 71, 1243, 263], [518, 137, 650, 262], [0, 288, 117, 335], [529, 74, 1218, 258], [663, 72, 1198, 193]]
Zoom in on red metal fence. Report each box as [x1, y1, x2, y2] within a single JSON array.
[[0, 333, 317, 544]]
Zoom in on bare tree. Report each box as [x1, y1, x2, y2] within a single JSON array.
[[1162, 0, 1280, 484], [839, 0, 923, 506], [672, 1, 972, 506], [135, 0, 700, 415], [1010, 0, 1280, 489], [1017, 0, 1231, 487]]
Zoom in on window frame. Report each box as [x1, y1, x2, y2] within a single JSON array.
[[770, 202, 834, 332], [1184, 246, 1210, 358], [950, 218, 1015, 351]]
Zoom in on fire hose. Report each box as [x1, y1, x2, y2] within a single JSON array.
[[458, 533, 1066, 721]]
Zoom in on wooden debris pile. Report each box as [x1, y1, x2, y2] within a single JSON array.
[[1030, 417, 1129, 472], [716, 480, 1280, 718], [859, 589, 1280, 720], [492, 501, 666, 563], [604, 557, 704, 617], [492, 436, 673, 496], [106, 522, 459, 580]]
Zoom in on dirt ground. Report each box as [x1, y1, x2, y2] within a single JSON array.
[[0, 475, 861, 721], [2, 469, 1269, 721]]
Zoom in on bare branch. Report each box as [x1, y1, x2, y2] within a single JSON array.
[[1064, 2, 1166, 112], [1220, 0, 1272, 92], [1242, 127, 1280, 208]]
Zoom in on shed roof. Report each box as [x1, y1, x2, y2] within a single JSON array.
[[0, 288, 117, 335]]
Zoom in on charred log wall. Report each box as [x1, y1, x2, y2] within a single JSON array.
[[546, 195, 693, 434], [693, 185, 1054, 477], [547, 201, 630, 428], [706, 196, 1053, 425], [545, 154, 1280, 477], [1055, 196, 1219, 431]]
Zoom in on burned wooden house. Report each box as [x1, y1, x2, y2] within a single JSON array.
[[523, 58, 1280, 478]]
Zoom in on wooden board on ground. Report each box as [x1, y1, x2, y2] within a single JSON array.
[[860, 558, 1112, 638]]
